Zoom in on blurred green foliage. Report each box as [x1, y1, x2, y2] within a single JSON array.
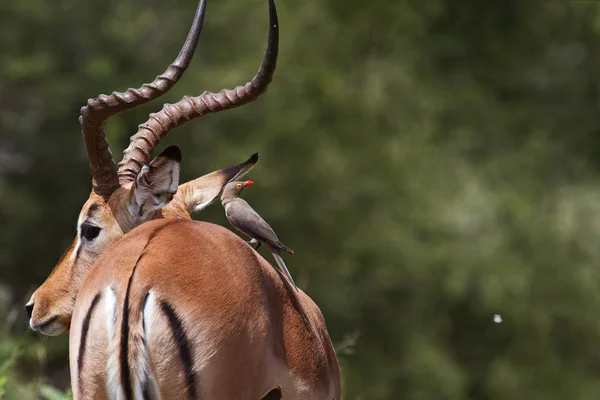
[[0, 286, 71, 399], [3, 0, 600, 398]]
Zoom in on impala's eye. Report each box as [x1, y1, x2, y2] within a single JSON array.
[[81, 223, 101, 241]]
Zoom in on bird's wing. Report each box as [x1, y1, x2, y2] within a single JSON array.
[[227, 201, 281, 246]]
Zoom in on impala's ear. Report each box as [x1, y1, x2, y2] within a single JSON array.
[[178, 152, 259, 213], [130, 145, 181, 217]]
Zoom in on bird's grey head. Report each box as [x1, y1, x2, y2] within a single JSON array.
[[221, 180, 254, 200]]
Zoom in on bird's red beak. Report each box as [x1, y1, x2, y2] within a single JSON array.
[[243, 180, 254, 187]]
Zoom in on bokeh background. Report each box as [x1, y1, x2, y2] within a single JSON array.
[[3, 0, 600, 398]]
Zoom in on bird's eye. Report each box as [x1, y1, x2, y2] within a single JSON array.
[[81, 223, 101, 241], [236, 184, 242, 189]]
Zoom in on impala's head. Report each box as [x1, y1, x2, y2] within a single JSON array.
[[26, 0, 279, 335]]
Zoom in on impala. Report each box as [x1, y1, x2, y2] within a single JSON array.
[[25, 0, 341, 398]]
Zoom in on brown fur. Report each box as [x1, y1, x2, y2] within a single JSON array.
[[28, 160, 340, 399], [70, 219, 341, 399], [28, 168, 227, 336]]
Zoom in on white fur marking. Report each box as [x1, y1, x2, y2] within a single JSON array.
[[105, 286, 122, 400], [72, 214, 84, 262], [143, 292, 155, 338], [192, 198, 215, 212], [142, 292, 161, 399], [71, 238, 81, 263]]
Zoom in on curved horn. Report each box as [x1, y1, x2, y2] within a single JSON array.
[[117, 0, 279, 185], [80, 0, 208, 195]]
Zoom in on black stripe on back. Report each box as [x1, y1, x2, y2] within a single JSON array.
[[120, 221, 181, 400], [261, 388, 282, 400], [77, 292, 102, 392], [141, 291, 152, 400], [159, 300, 197, 400], [120, 255, 140, 400], [143, 384, 152, 400]]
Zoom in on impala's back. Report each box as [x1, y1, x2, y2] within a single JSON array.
[[70, 219, 341, 399]]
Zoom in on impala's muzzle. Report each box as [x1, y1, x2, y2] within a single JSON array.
[[26, 294, 71, 336]]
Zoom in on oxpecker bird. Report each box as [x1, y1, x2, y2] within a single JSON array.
[[221, 180, 297, 288]]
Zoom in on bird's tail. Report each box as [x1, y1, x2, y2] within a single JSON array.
[[271, 251, 297, 289], [276, 242, 294, 255]]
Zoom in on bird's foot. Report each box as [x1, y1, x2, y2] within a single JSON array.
[[247, 238, 261, 250]]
